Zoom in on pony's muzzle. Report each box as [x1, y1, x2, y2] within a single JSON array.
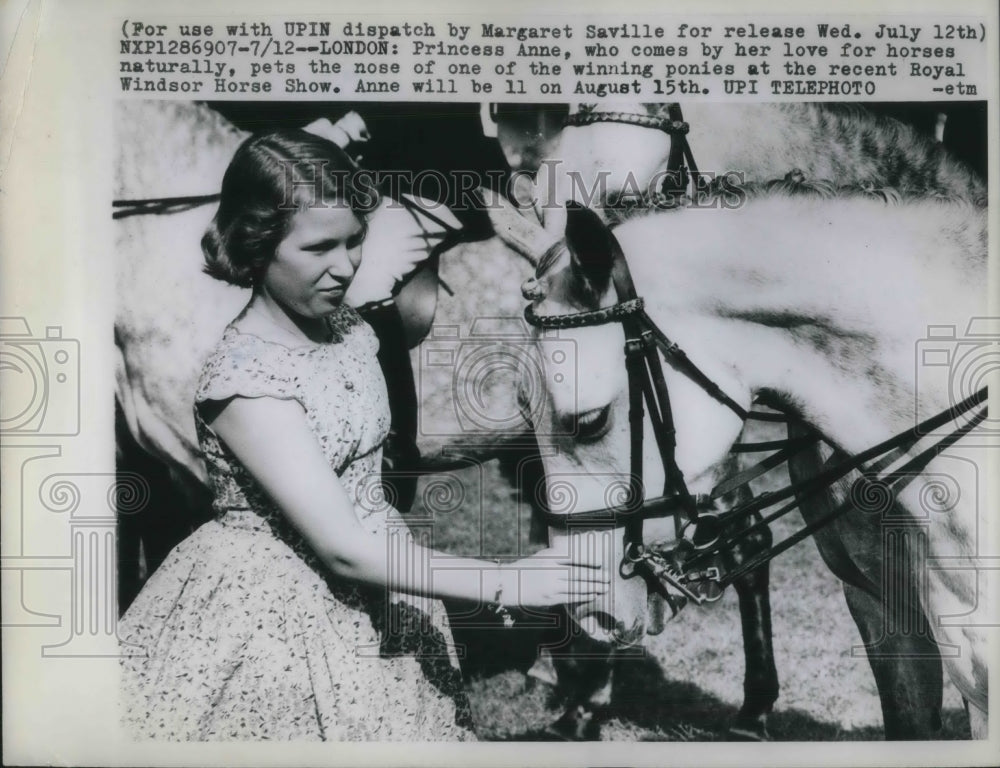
[[553, 525, 677, 647]]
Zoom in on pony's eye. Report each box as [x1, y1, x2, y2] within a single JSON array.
[[564, 405, 611, 442]]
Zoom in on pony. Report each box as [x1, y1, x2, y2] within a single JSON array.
[[521, 102, 986, 233], [489, 100, 987, 739], [495, 182, 991, 739]]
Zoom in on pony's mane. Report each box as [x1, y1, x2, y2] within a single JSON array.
[[603, 169, 980, 228], [532, 173, 909, 302], [645, 102, 986, 205], [530, 102, 986, 307], [539, 172, 984, 310]]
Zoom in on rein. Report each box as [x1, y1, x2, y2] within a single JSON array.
[[112, 182, 462, 233], [523, 230, 989, 611]]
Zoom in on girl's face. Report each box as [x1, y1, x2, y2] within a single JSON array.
[[262, 204, 364, 319]]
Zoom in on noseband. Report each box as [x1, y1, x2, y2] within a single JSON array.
[[524, 223, 989, 622], [563, 107, 690, 138], [563, 104, 700, 203]]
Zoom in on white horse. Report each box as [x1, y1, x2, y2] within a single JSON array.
[[492, 100, 987, 738], [497, 185, 991, 737], [519, 102, 985, 233]]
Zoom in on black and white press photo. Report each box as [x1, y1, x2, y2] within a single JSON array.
[[112, 98, 990, 742], [3, 2, 998, 765]]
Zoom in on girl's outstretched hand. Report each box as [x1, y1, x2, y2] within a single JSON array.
[[503, 545, 612, 609]]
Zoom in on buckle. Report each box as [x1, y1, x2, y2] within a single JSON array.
[[683, 566, 725, 604], [619, 541, 646, 579], [624, 337, 646, 356], [628, 538, 728, 607], [678, 511, 724, 552]]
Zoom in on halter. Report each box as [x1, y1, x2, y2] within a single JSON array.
[[563, 108, 690, 138], [563, 104, 700, 203], [523, 226, 990, 616]]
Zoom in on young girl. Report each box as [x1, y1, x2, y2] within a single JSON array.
[[118, 129, 609, 741]]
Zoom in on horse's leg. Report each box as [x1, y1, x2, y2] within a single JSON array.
[[813, 533, 944, 739], [726, 535, 779, 737], [541, 607, 611, 740], [788, 428, 945, 739], [718, 492, 779, 740], [965, 699, 987, 739], [842, 581, 943, 739]]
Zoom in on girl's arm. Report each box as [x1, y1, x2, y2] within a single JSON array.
[[208, 395, 609, 609]]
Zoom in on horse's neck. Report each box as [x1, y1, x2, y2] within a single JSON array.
[[660, 103, 983, 202], [679, 104, 840, 179], [115, 102, 246, 198], [618, 197, 985, 452]]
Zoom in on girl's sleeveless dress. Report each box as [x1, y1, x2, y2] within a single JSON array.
[[119, 304, 474, 740]]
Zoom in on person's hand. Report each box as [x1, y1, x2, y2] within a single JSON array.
[[344, 222, 431, 308], [345, 198, 460, 308], [303, 112, 371, 150], [501, 545, 611, 609]]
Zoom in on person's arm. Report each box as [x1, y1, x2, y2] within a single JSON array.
[[208, 395, 609, 609]]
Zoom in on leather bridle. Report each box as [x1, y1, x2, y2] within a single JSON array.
[[563, 104, 700, 203], [523, 223, 989, 616]]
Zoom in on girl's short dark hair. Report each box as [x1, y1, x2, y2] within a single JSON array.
[[202, 130, 378, 288]]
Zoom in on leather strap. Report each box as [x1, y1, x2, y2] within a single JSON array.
[[605, 228, 700, 556], [717, 403, 988, 586], [682, 389, 988, 577]]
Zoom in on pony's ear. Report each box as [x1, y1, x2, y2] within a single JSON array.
[[565, 203, 614, 302], [481, 187, 557, 266]]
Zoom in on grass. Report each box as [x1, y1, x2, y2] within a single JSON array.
[[410, 425, 971, 741]]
